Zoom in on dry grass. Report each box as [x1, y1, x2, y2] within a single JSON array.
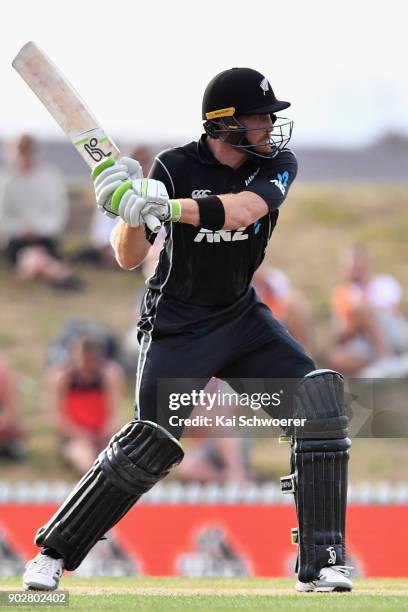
[[1, 182, 408, 482]]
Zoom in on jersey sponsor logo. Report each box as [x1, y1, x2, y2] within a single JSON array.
[[260, 77, 270, 95], [244, 168, 260, 187], [194, 227, 249, 243], [191, 189, 212, 198], [270, 170, 290, 195]]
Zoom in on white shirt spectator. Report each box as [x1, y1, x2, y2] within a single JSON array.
[[89, 210, 120, 249], [0, 164, 69, 240], [365, 275, 403, 311]]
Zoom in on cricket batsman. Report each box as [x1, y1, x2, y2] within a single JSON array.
[[23, 67, 352, 592]]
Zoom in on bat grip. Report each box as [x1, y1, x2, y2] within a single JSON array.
[[144, 213, 161, 234]]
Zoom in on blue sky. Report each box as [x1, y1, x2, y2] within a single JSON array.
[[2, 0, 407, 147]]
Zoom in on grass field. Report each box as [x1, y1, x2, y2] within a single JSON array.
[[2, 577, 408, 610]]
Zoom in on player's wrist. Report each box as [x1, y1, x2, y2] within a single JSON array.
[[167, 199, 182, 222], [194, 195, 225, 230]]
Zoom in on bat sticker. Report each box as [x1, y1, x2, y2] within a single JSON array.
[[84, 138, 112, 163]]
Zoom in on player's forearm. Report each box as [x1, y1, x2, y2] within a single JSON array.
[[178, 192, 268, 230], [220, 192, 268, 229], [178, 199, 200, 225], [110, 220, 151, 270]]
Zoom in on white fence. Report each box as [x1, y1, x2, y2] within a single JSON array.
[[0, 480, 407, 504]]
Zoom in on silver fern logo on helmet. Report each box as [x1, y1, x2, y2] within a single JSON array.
[[260, 77, 269, 95]]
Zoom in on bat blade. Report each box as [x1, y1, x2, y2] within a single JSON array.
[[12, 41, 160, 232], [12, 41, 120, 168]]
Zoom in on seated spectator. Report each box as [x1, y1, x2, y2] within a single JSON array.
[[0, 135, 82, 290], [175, 379, 253, 485], [176, 436, 252, 485], [46, 318, 122, 368], [130, 145, 153, 177], [73, 145, 153, 269], [70, 212, 120, 269], [252, 264, 312, 351], [329, 245, 408, 375], [122, 225, 166, 374], [0, 354, 27, 460], [46, 336, 124, 475]]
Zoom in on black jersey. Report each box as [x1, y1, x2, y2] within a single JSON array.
[[145, 135, 297, 307]]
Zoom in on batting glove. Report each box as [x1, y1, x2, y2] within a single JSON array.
[[92, 157, 143, 218], [141, 199, 182, 223], [110, 179, 181, 227]]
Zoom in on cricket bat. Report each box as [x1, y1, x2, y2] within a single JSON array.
[[12, 41, 161, 233]]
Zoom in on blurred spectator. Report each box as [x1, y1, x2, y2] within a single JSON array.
[[123, 225, 165, 374], [0, 135, 83, 290], [73, 145, 154, 269], [70, 212, 120, 269], [46, 318, 122, 368], [0, 354, 27, 460], [252, 264, 312, 351], [329, 245, 408, 375], [140, 221, 165, 279], [176, 436, 252, 485], [46, 336, 124, 475], [130, 145, 153, 176], [175, 379, 253, 485]]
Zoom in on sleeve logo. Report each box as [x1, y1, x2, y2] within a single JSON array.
[[270, 170, 289, 195]]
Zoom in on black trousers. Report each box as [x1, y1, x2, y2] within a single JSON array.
[[136, 288, 315, 439], [5, 237, 60, 265]]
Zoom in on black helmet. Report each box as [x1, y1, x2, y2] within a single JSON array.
[[202, 67, 293, 159]]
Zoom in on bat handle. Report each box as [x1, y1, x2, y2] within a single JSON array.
[[144, 213, 162, 234]]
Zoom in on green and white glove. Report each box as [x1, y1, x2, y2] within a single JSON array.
[[92, 158, 181, 229], [111, 178, 180, 227], [141, 197, 182, 223], [92, 157, 142, 218]]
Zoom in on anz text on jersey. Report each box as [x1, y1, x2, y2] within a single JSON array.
[[194, 228, 249, 243]]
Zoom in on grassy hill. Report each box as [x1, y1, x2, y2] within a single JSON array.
[[1, 182, 407, 483]]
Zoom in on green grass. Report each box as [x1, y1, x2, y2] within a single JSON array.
[[2, 577, 408, 610]]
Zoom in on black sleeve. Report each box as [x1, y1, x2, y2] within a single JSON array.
[[144, 150, 176, 245], [244, 149, 298, 213]]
